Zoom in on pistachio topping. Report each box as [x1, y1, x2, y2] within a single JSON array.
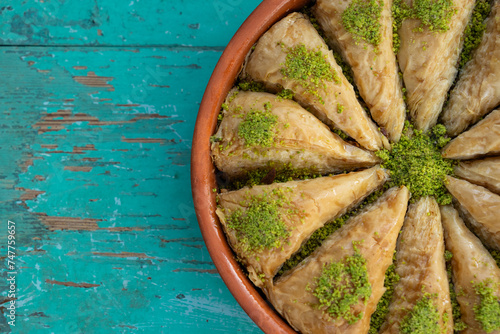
[[237, 104, 278, 147], [369, 253, 400, 333], [227, 189, 292, 253], [400, 293, 440, 334], [342, 0, 384, 46], [473, 279, 500, 333], [392, 0, 457, 52], [459, 0, 491, 69], [313, 243, 372, 324], [444, 250, 468, 331], [375, 122, 455, 205], [280, 44, 340, 103]]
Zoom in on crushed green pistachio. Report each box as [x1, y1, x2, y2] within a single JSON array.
[[238, 107, 278, 147], [375, 121, 455, 205], [488, 248, 500, 269], [313, 244, 372, 324], [342, 0, 384, 46], [400, 293, 440, 334], [238, 80, 266, 92], [229, 163, 322, 190], [392, 0, 456, 53], [277, 88, 295, 100], [473, 279, 500, 333], [280, 44, 340, 103], [337, 103, 345, 114], [278, 188, 385, 276], [227, 189, 292, 253], [445, 250, 468, 331], [369, 252, 400, 333], [413, 0, 456, 32], [459, 0, 491, 69]]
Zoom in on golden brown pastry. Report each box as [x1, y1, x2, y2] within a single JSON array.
[[455, 157, 500, 195], [441, 0, 500, 136], [313, 0, 406, 141], [380, 197, 452, 334], [442, 108, 500, 160], [441, 205, 500, 334], [397, 0, 475, 132], [211, 91, 379, 178], [445, 176, 500, 251], [244, 12, 389, 151], [267, 186, 409, 334]]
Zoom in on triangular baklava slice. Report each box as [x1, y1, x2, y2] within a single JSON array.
[[442, 108, 500, 160], [313, 0, 406, 141], [442, 0, 500, 136], [441, 205, 500, 334], [267, 186, 409, 334], [212, 91, 379, 178], [397, 0, 475, 132], [445, 176, 500, 251], [454, 157, 500, 195], [380, 197, 453, 334]]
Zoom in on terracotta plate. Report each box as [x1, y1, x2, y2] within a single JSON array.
[[191, 0, 312, 333]]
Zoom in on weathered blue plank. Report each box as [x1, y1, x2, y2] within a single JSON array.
[[0, 45, 263, 333], [1, 0, 261, 47]]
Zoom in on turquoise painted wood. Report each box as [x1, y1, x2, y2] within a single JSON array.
[[0, 1, 265, 333]]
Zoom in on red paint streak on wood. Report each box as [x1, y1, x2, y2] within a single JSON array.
[[73, 71, 114, 90], [45, 279, 100, 288], [73, 144, 97, 153], [33, 175, 45, 181], [22, 154, 44, 172], [92, 252, 154, 259], [172, 217, 186, 221], [41, 144, 58, 149], [37, 69, 50, 73], [34, 110, 171, 133], [27, 61, 35, 66], [37, 214, 102, 231], [0, 297, 16, 305], [89, 199, 100, 202], [82, 158, 100, 162], [97, 29, 103, 36], [112, 267, 123, 270], [64, 166, 93, 172], [16, 188, 45, 201], [116, 104, 141, 107], [121, 136, 166, 144], [29, 312, 48, 318], [73, 66, 87, 70]]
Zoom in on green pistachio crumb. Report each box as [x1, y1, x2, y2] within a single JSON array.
[[280, 44, 340, 104], [445, 250, 468, 331], [226, 189, 292, 253], [473, 279, 500, 333], [489, 248, 500, 269], [238, 107, 278, 147], [313, 244, 372, 324], [369, 253, 400, 333], [342, 0, 384, 46], [413, 0, 456, 32], [400, 293, 440, 334], [238, 80, 266, 92], [392, 0, 456, 53], [375, 121, 455, 205], [277, 88, 295, 100], [459, 0, 491, 69], [337, 103, 345, 114]]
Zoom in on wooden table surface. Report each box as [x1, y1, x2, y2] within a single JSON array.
[[0, 1, 264, 333]]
